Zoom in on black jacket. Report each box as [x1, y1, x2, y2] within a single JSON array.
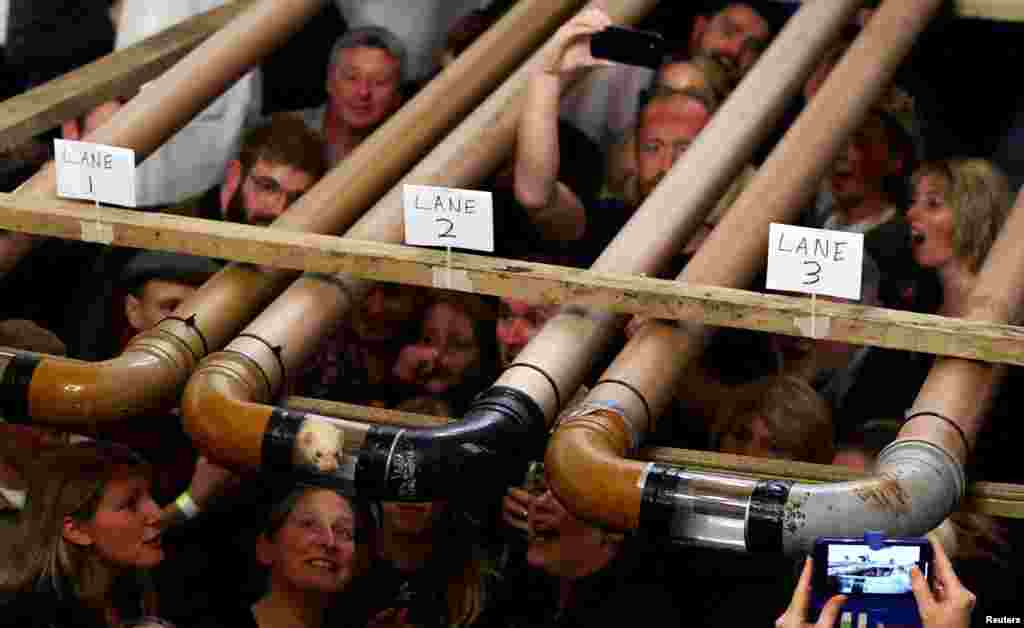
[[0, 587, 108, 628]]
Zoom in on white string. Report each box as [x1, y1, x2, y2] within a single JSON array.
[[446, 245, 452, 290], [811, 292, 817, 338]]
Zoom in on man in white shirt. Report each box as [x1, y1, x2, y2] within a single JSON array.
[[115, 0, 263, 208]]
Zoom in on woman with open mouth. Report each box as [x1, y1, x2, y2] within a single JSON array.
[[0, 440, 169, 628], [906, 158, 1011, 319], [899, 157, 1017, 482]]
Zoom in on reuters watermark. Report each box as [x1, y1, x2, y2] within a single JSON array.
[[986, 617, 1022, 625]]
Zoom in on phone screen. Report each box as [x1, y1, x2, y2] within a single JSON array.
[[821, 543, 925, 596], [812, 538, 932, 626]]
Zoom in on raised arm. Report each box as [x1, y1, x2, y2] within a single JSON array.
[[513, 8, 613, 242]]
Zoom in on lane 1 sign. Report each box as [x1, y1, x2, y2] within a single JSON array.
[[403, 184, 494, 252], [55, 139, 136, 208], [766, 223, 864, 300]]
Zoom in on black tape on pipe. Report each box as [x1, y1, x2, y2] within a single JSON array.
[[745, 479, 793, 553], [262, 407, 305, 473], [639, 463, 691, 539], [0, 353, 41, 423]]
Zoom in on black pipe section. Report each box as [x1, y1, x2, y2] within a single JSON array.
[[263, 407, 305, 473], [354, 386, 546, 501], [0, 352, 42, 424], [745, 479, 793, 554]]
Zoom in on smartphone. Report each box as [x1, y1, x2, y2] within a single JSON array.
[[523, 460, 546, 496], [812, 537, 932, 626], [590, 26, 666, 69]]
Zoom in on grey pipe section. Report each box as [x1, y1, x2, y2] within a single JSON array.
[[639, 440, 964, 555]]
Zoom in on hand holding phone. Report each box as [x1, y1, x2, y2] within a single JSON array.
[[543, 8, 614, 76], [811, 536, 934, 626], [590, 26, 666, 69], [910, 536, 975, 628], [776, 558, 847, 628]]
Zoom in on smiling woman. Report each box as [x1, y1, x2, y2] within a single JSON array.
[[0, 441, 166, 628], [194, 487, 358, 628]]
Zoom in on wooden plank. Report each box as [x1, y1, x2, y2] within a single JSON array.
[[956, 0, 1024, 21], [0, 0, 257, 151], [772, 0, 1024, 22], [641, 446, 1024, 519], [1, 192, 1023, 367], [284, 396, 452, 427]]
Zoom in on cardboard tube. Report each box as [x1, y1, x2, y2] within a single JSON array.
[[546, 0, 946, 529]]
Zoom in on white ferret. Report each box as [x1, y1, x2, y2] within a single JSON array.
[[293, 419, 345, 473]]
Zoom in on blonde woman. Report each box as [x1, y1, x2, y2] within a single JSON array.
[[0, 441, 166, 628], [907, 158, 1012, 317]]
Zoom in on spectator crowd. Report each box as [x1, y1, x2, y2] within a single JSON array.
[[1, 1, 1022, 627]]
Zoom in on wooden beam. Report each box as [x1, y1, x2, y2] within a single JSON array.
[[284, 396, 451, 427], [1, 192, 1022, 367], [642, 446, 1024, 519], [770, 0, 1024, 22], [0, 0, 257, 151], [955, 0, 1024, 21]]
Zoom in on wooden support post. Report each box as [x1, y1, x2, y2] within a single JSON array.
[[956, 0, 1024, 21], [1, 193, 1022, 367], [0, 0, 258, 151]]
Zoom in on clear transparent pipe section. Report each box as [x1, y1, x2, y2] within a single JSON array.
[[642, 465, 758, 552]]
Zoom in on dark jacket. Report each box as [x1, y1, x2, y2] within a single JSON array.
[[0, 585, 110, 628], [487, 541, 681, 628], [6, 0, 114, 92]]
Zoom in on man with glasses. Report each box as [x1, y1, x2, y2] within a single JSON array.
[[174, 113, 327, 226]]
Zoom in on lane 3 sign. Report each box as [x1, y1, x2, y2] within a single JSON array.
[[766, 223, 863, 300]]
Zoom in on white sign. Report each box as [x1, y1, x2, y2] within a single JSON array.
[[403, 184, 493, 252], [55, 139, 137, 208], [766, 223, 864, 300]]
